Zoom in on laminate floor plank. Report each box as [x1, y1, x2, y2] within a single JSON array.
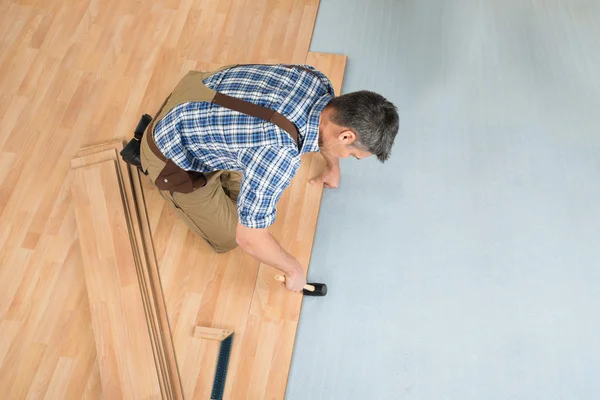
[[71, 159, 162, 400]]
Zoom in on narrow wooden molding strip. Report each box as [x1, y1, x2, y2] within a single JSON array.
[[193, 327, 234, 342]]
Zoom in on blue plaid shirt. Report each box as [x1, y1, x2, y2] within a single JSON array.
[[154, 64, 335, 229]]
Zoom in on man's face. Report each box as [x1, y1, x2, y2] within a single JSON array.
[[318, 107, 374, 160], [324, 132, 373, 160]]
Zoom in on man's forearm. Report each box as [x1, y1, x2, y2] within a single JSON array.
[[236, 223, 302, 277]]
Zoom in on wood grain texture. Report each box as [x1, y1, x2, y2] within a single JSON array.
[[71, 159, 162, 399], [0, 0, 337, 398], [71, 140, 184, 399], [130, 151, 185, 400]]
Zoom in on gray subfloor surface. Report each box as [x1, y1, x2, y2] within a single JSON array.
[[286, 0, 600, 399]]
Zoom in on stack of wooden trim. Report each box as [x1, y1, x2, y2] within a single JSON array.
[[70, 141, 183, 399]]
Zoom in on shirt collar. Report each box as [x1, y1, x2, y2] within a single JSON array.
[[301, 94, 333, 154]]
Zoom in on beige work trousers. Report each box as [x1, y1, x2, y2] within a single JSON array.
[[140, 132, 242, 253]]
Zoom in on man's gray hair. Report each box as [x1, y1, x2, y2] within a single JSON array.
[[328, 90, 399, 162]]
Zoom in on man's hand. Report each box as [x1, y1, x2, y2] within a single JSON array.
[[310, 164, 341, 188], [236, 223, 306, 292], [285, 268, 307, 292]]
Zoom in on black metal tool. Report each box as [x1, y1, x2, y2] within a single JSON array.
[[193, 326, 234, 400], [211, 333, 234, 400], [275, 275, 328, 296]]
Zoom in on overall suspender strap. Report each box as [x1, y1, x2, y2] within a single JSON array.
[[144, 64, 322, 194]]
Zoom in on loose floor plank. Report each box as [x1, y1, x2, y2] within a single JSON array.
[[71, 159, 162, 399]]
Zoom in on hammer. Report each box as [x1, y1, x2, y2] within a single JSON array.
[[274, 275, 327, 296]]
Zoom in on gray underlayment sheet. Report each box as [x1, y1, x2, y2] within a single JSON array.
[[287, 0, 600, 399]]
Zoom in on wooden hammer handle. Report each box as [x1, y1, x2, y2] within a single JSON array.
[[274, 275, 315, 292]]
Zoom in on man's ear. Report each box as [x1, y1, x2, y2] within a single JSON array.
[[338, 129, 356, 144]]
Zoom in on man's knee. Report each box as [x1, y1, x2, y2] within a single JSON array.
[[209, 236, 239, 253], [179, 215, 238, 253]]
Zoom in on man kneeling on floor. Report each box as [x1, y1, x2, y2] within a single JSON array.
[[139, 64, 399, 292]]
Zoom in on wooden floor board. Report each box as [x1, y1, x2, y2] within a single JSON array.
[[0, 0, 348, 398], [72, 159, 163, 399]]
